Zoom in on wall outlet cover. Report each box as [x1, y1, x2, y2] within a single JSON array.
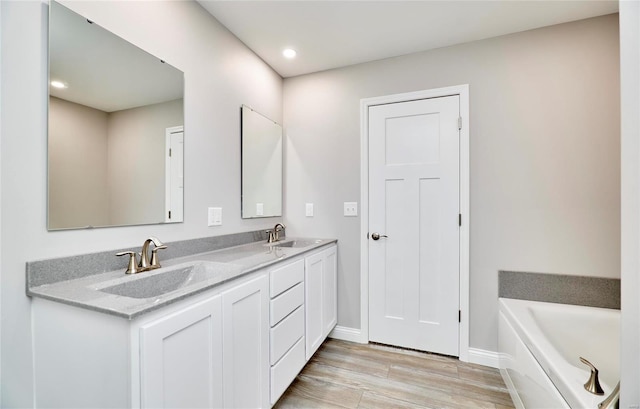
[[344, 202, 358, 217], [256, 203, 264, 216], [305, 203, 314, 217]]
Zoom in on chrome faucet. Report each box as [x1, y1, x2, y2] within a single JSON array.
[[140, 237, 167, 270], [273, 223, 286, 241], [116, 237, 167, 274], [267, 223, 286, 243]]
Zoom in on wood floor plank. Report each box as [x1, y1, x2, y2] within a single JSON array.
[[458, 364, 507, 385], [303, 360, 499, 409], [358, 391, 436, 409], [388, 365, 514, 407], [323, 340, 459, 377], [277, 374, 363, 409], [311, 346, 390, 378], [276, 339, 515, 409]]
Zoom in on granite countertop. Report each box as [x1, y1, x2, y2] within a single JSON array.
[[28, 237, 335, 319]]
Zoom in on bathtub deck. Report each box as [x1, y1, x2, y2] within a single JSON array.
[[274, 339, 514, 409]]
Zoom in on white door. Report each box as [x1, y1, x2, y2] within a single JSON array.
[[368, 95, 460, 356], [165, 126, 184, 222]]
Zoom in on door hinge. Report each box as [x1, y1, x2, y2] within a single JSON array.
[[458, 310, 461, 323], [168, 210, 172, 219], [169, 148, 172, 157], [458, 117, 462, 130], [458, 213, 462, 226]]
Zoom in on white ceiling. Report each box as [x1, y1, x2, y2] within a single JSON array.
[[50, 1, 183, 112], [198, 0, 618, 78]]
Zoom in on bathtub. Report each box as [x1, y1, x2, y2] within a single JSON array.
[[498, 298, 619, 408]]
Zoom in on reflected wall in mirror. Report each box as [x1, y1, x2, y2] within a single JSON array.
[[241, 105, 283, 219], [48, 1, 184, 230]]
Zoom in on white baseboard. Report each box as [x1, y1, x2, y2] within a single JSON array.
[[467, 347, 500, 368], [327, 327, 499, 369], [328, 325, 368, 344]]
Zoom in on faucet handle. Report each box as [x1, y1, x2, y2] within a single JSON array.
[[116, 251, 139, 275], [580, 357, 605, 395], [266, 230, 276, 243], [150, 245, 167, 269]]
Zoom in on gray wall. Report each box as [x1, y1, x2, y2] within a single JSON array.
[[48, 97, 110, 228], [0, 1, 282, 406], [108, 99, 183, 226], [283, 14, 620, 352]]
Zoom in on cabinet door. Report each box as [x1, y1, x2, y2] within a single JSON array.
[[305, 251, 324, 360], [140, 296, 223, 409], [222, 274, 270, 409], [322, 246, 338, 338]]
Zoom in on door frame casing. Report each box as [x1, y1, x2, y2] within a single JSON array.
[[359, 84, 470, 361]]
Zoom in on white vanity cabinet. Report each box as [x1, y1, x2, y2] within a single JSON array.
[[32, 272, 269, 409], [31, 241, 337, 409], [304, 245, 338, 360], [140, 274, 269, 409], [140, 294, 224, 408]]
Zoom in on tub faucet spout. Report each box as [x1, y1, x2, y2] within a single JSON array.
[[598, 382, 619, 409]]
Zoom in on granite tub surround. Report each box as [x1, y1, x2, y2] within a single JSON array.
[[499, 270, 620, 309], [27, 232, 335, 319]]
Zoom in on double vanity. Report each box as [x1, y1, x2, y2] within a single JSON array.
[[28, 234, 337, 408]]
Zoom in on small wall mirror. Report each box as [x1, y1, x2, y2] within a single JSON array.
[[48, 1, 184, 230], [241, 105, 283, 219]]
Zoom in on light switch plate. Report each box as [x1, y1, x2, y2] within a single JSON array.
[[344, 202, 358, 217], [208, 207, 222, 226], [305, 203, 314, 217], [256, 203, 264, 216]]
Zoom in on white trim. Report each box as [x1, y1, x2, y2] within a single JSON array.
[[359, 84, 471, 361], [165, 125, 183, 223], [468, 348, 500, 369], [328, 325, 368, 344], [500, 368, 526, 409]]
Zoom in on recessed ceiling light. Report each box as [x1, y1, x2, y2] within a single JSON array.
[[282, 48, 297, 59], [50, 80, 67, 89]]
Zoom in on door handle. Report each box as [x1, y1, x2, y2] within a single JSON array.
[[371, 233, 388, 240]]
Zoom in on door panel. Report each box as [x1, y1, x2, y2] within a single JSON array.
[[369, 96, 460, 356]]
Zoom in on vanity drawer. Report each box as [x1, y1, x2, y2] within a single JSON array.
[[270, 306, 304, 365], [270, 336, 305, 405], [270, 282, 304, 326], [270, 259, 304, 297]]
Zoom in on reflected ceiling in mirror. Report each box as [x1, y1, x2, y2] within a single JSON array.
[[241, 105, 283, 219], [48, 1, 185, 230]]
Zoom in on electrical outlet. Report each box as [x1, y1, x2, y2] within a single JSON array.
[[305, 203, 314, 217], [256, 203, 264, 216], [344, 202, 358, 217]]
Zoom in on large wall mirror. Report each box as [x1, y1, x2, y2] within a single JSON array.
[[241, 106, 283, 219], [48, 1, 184, 230]]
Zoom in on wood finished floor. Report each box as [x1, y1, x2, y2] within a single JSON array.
[[274, 339, 514, 409]]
